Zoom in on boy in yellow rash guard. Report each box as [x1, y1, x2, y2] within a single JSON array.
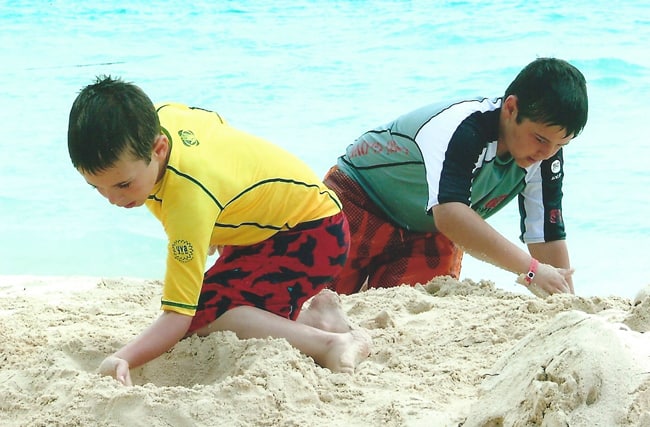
[[152, 102, 342, 317], [67, 76, 370, 385]]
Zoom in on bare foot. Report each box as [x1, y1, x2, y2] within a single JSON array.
[[322, 329, 372, 374], [298, 289, 352, 333]]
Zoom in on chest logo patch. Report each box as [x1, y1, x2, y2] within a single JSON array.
[[551, 159, 561, 174], [485, 194, 508, 209], [178, 129, 199, 147], [171, 239, 194, 263]]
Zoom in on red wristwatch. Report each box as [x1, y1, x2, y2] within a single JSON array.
[[524, 258, 539, 285]]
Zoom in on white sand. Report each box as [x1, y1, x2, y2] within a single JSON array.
[[2, 275, 649, 426]]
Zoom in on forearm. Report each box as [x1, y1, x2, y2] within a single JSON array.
[[433, 202, 531, 275], [114, 310, 193, 369], [433, 202, 573, 295], [528, 240, 570, 268]]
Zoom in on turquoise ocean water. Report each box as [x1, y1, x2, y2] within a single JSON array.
[[1, 1, 648, 298]]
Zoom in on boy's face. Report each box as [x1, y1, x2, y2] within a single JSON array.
[[80, 135, 168, 209], [500, 95, 573, 168]]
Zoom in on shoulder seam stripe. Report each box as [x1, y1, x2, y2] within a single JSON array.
[[341, 157, 424, 170], [166, 165, 224, 209], [226, 178, 328, 205]]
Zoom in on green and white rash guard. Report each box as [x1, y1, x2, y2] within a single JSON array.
[[337, 97, 566, 244]]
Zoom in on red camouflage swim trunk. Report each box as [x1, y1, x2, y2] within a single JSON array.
[[187, 212, 350, 334], [323, 166, 463, 295]]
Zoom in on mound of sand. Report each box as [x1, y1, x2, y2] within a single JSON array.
[[1, 275, 649, 426]]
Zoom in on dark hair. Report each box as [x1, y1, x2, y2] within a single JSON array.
[[504, 57, 588, 138], [67, 75, 160, 174]]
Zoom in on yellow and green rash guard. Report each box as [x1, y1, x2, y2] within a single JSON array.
[[145, 103, 342, 316]]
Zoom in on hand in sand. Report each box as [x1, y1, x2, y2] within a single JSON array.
[[98, 355, 133, 386], [517, 262, 574, 298]]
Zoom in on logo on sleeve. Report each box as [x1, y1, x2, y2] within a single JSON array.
[[178, 129, 199, 147], [551, 159, 561, 174], [549, 209, 563, 224], [171, 239, 194, 262]]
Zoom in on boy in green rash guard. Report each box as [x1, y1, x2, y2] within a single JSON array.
[[324, 57, 588, 298], [67, 76, 370, 385]]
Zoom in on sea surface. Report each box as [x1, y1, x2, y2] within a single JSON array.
[[1, 0, 649, 299]]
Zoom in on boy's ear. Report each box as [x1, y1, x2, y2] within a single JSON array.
[[503, 95, 519, 119], [152, 134, 169, 160]]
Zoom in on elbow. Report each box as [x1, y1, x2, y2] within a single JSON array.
[[432, 203, 455, 234]]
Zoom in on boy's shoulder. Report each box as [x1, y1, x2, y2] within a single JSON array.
[[156, 102, 227, 127], [155, 101, 185, 109]]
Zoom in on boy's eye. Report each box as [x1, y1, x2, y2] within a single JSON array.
[[117, 182, 131, 189]]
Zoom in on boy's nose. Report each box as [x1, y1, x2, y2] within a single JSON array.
[[100, 189, 121, 206], [108, 194, 123, 206], [538, 145, 557, 160]]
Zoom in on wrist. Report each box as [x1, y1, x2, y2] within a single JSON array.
[[524, 258, 539, 286]]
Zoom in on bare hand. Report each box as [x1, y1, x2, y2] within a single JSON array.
[[98, 355, 133, 386], [516, 263, 574, 297]]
